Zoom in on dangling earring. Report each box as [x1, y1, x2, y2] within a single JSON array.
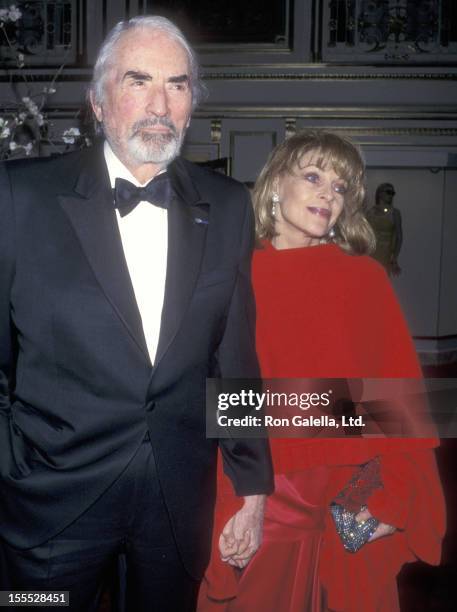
[[272, 192, 280, 217], [321, 226, 336, 245]]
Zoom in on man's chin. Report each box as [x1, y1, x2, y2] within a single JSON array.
[[128, 141, 180, 165]]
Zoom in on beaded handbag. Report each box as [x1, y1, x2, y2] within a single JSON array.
[[330, 457, 383, 553]]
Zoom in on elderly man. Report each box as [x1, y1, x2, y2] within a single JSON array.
[[0, 16, 273, 612]]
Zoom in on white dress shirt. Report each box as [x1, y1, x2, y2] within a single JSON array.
[[104, 142, 168, 364]]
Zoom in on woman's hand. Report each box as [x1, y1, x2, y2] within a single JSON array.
[[355, 507, 396, 542]]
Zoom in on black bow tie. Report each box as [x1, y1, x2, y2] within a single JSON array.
[[114, 173, 171, 217]]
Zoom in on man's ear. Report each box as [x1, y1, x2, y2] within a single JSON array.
[[184, 111, 191, 130], [89, 91, 103, 123]]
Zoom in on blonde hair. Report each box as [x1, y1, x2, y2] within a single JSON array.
[[253, 130, 375, 255]]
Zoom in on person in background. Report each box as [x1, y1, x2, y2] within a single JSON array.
[[199, 130, 445, 612], [367, 182, 403, 276]]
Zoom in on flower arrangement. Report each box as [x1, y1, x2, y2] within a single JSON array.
[[0, 4, 21, 23], [0, 4, 89, 160]]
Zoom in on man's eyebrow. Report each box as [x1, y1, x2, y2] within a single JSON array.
[[167, 74, 189, 84], [122, 70, 152, 82]]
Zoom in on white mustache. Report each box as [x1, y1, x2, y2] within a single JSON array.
[[131, 117, 177, 138]]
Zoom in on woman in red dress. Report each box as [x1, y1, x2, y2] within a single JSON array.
[[198, 130, 445, 612]]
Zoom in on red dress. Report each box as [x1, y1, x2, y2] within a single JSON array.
[[198, 243, 445, 612]]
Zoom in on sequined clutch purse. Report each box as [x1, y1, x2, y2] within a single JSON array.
[[330, 457, 383, 553]]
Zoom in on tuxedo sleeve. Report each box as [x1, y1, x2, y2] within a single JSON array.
[[0, 164, 16, 468], [216, 186, 274, 497]]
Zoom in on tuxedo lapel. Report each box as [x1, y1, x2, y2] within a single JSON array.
[[154, 159, 209, 367], [58, 148, 150, 362]]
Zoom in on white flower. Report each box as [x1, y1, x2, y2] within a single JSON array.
[[8, 141, 33, 155], [36, 113, 44, 126], [62, 127, 81, 144], [23, 97, 39, 115], [0, 125, 11, 139], [0, 9, 8, 21], [8, 6, 22, 22]]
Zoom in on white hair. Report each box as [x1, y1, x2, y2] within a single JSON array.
[[89, 15, 206, 112]]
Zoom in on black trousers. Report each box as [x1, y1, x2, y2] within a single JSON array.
[[0, 439, 200, 612]]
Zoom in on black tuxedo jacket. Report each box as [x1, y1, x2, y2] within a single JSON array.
[[0, 145, 273, 578]]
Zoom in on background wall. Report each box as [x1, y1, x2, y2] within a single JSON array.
[[1, 0, 456, 363]]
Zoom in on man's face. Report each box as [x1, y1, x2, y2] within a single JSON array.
[[92, 28, 192, 171]]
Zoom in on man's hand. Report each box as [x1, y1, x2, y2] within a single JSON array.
[[219, 494, 266, 569], [355, 507, 396, 542]]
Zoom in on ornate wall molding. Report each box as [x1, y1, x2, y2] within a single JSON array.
[[322, 0, 457, 64], [320, 126, 457, 136], [2, 70, 457, 83], [5, 104, 455, 121], [0, 0, 83, 66], [194, 105, 457, 121], [2, 1, 457, 71], [210, 119, 222, 143], [202, 71, 457, 80]]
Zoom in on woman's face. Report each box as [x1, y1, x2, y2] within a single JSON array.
[[274, 153, 347, 249]]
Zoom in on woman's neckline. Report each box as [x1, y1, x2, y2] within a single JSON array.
[[263, 240, 339, 254]]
